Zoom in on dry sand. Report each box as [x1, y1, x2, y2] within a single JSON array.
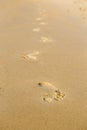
[[0, 0, 87, 130]]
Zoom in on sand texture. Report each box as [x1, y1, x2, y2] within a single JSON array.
[[0, 0, 87, 130]]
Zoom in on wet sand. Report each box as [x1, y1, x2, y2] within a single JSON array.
[[0, 0, 87, 130]]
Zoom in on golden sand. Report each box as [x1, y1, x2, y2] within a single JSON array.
[[0, 0, 87, 130]]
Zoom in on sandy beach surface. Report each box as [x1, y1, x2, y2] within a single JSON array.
[[0, 0, 87, 130]]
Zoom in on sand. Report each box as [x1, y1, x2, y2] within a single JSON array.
[[0, 0, 87, 130]]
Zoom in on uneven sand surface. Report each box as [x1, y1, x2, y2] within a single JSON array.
[[0, 0, 87, 130]]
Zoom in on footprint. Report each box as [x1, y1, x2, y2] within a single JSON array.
[[32, 27, 41, 32], [39, 22, 47, 25], [23, 51, 40, 62], [39, 37, 54, 43], [36, 18, 42, 21], [38, 82, 65, 103]]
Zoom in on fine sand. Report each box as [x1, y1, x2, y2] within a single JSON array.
[[0, 0, 87, 130]]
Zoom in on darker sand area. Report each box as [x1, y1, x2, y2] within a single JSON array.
[[0, 0, 87, 130]]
